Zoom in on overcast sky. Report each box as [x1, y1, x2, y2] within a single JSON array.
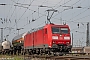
[[0, 0, 90, 47]]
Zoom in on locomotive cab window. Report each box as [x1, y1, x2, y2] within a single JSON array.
[[52, 27, 60, 34], [52, 27, 69, 34], [61, 28, 68, 34]]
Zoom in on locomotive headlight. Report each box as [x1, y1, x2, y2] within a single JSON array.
[[52, 36, 58, 39], [64, 37, 70, 40]]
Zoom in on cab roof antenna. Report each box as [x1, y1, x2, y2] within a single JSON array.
[[63, 22, 66, 25]]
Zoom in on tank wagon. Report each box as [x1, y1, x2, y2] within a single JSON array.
[[24, 24, 72, 55], [12, 32, 27, 55], [1, 39, 11, 54]]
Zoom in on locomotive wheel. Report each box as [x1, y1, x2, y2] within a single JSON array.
[[58, 52, 63, 56], [36, 48, 40, 55]]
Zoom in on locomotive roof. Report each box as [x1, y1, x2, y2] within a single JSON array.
[[28, 24, 69, 33], [28, 26, 44, 33], [12, 32, 27, 41]]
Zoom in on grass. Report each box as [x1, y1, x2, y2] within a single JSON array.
[[14, 56, 24, 60], [0, 55, 24, 60]]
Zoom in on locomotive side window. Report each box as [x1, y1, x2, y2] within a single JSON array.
[[61, 28, 68, 34], [45, 28, 47, 34], [52, 27, 60, 34]]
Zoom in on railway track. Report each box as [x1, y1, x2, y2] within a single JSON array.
[[23, 53, 90, 60], [0, 53, 90, 60]]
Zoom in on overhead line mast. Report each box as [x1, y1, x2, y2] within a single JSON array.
[[86, 22, 89, 46], [0, 28, 3, 42]]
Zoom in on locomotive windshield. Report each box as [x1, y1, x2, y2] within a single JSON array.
[[52, 27, 68, 34], [61, 28, 68, 34], [52, 27, 60, 34]]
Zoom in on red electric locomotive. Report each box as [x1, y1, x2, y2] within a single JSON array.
[[24, 23, 72, 55]]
